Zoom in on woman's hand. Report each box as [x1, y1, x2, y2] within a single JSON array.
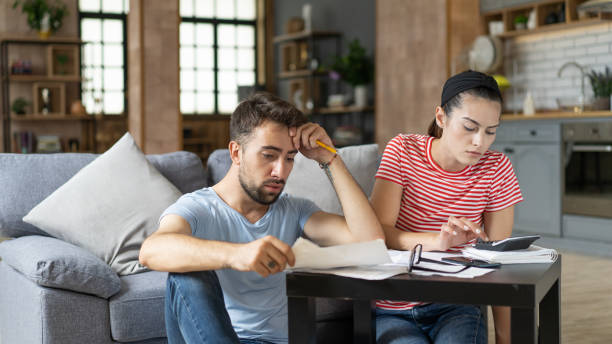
[[436, 216, 489, 251]]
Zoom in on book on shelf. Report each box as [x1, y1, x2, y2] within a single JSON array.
[[12, 131, 35, 153]]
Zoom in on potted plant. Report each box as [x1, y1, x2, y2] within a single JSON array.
[[587, 66, 612, 111], [331, 39, 374, 107], [12, 0, 68, 39], [11, 97, 30, 115], [514, 14, 528, 30]]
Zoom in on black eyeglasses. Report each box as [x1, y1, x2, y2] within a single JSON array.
[[407, 244, 469, 274]]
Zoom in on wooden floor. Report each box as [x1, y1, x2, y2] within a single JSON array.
[[487, 250, 612, 343]]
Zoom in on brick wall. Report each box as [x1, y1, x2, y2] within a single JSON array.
[[502, 22, 612, 112]]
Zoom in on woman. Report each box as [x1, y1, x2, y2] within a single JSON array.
[[371, 70, 522, 344]]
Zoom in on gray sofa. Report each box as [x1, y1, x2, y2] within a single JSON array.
[[0, 144, 380, 343]]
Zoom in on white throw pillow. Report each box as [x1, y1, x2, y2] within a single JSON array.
[[23, 133, 182, 275], [284, 144, 380, 215]]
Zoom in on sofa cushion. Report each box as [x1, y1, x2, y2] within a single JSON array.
[[0, 236, 121, 298], [284, 144, 380, 214], [0, 149, 206, 239], [23, 133, 182, 275], [207, 148, 233, 184], [109, 270, 168, 342]]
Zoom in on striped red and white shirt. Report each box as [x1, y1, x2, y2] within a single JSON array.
[[375, 134, 523, 310]]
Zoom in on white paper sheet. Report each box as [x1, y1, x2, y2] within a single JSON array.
[[290, 237, 391, 269]]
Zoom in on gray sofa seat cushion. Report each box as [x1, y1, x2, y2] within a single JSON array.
[[0, 236, 121, 298], [109, 271, 168, 342], [0, 150, 206, 238]]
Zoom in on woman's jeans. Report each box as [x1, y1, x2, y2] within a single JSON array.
[[376, 303, 486, 344], [165, 270, 273, 344]]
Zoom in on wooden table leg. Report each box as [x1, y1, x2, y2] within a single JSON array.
[[539, 278, 561, 343], [353, 300, 376, 344], [288, 296, 316, 344], [511, 307, 537, 343]]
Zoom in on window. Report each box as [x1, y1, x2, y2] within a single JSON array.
[[180, 0, 257, 115], [78, 0, 129, 115]]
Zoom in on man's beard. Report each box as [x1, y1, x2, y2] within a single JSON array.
[[239, 168, 285, 205]]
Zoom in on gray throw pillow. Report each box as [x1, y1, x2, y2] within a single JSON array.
[[0, 236, 121, 298], [284, 144, 380, 214], [23, 133, 182, 275]]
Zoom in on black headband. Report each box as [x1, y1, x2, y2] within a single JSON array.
[[441, 70, 502, 107]]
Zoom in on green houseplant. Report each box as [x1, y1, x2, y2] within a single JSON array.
[[12, 0, 68, 38], [587, 66, 612, 110], [331, 39, 374, 107], [514, 14, 528, 30], [11, 97, 30, 115]]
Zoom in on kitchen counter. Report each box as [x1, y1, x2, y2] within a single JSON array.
[[501, 111, 612, 121]]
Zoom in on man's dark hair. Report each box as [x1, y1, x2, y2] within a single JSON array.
[[230, 92, 308, 144]]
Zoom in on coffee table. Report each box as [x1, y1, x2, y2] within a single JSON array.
[[286, 257, 561, 343]]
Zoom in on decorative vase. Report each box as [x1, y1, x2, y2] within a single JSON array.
[[354, 85, 367, 107], [38, 13, 51, 39]]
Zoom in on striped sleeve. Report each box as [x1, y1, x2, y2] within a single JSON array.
[[375, 135, 405, 186], [485, 153, 524, 212]]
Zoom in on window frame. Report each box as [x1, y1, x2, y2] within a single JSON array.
[[180, 6, 259, 116], [78, 7, 128, 116]]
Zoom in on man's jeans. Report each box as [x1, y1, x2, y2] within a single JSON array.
[[376, 303, 486, 344], [165, 270, 274, 344]]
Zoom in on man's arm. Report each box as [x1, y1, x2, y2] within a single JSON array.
[[139, 214, 295, 277], [290, 123, 384, 246]]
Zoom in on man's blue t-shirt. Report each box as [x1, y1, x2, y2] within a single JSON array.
[[161, 187, 320, 343]]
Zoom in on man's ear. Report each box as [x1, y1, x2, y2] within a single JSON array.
[[434, 106, 446, 128], [228, 141, 242, 165]]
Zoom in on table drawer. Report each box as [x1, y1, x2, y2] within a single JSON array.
[[497, 122, 560, 143]]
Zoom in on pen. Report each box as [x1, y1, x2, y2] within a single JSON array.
[[315, 140, 337, 154]]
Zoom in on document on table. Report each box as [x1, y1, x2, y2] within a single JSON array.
[[287, 239, 494, 280], [463, 245, 558, 264]]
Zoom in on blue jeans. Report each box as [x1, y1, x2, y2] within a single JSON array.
[[165, 270, 274, 344], [376, 303, 486, 344]]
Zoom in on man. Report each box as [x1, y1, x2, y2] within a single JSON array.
[[139, 92, 384, 343]]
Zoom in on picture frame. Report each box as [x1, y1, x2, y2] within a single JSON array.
[[47, 45, 79, 77], [32, 82, 66, 115]]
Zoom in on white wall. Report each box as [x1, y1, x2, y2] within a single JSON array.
[[503, 22, 612, 112]]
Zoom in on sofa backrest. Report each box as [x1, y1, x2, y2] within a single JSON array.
[[205, 144, 381, 215], [0, 151, 207, 238]]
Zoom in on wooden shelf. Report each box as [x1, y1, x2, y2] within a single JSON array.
[[0, 34, 83, 44], [11, 114, 93, 121], [7, 74, 82, 82], [496, 16, 612, 38], [483, 0, 612, 39], [183, 137, 215, 145], [273, 30, 341, 44], [278, 69, 328, 79], [501, 110, 612, 121], [315, 105, 375, 115]]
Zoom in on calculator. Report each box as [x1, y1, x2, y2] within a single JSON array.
[[474, 235, 541, 251]]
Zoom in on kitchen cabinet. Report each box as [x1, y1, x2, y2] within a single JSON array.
[[491, 121, 562, 236]]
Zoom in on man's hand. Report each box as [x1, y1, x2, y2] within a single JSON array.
[[289, 123, 335, 164], [229, 236, 295, 277], [436, 216, 489, 251]]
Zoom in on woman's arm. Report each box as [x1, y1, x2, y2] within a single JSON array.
[[484, 206, 515, 344]]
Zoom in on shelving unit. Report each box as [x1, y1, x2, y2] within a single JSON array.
[[482, 0, 612, 38], [273, 30, 375, 145], [1, 35, 92, 153]]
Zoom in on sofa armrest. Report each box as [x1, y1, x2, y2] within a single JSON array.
[[0, 236, 121, 298]]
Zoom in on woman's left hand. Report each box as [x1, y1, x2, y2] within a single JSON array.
[[289, 123, 336, 164]]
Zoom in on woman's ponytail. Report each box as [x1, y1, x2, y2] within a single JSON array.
[[427, 118, 443, 138]]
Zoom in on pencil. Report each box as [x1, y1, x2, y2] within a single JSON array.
[[315, 140, 337, 154]]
